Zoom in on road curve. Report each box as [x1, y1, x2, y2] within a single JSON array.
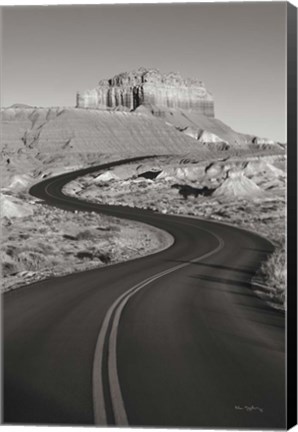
[[3, 158, 285, 428]]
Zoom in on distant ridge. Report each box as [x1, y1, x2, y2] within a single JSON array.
[[8, 103, 34, 109]]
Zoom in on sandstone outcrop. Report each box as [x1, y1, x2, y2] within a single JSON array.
[[76, 68, 215, 117]]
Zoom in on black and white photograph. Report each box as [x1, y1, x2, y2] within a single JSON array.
[[1, 1, 297, 429]]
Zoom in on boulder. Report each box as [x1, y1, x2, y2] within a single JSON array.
[[93, 171, 119, 183], [0, 193, 34, 218]]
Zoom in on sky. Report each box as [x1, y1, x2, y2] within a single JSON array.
[[2, 2, 287, 141]]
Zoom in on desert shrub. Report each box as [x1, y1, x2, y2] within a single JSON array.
[[213, 210, 228, 217], [2, 260, 18, 276], [76, 251, 93, 259], [76, 230, 95, 241], [63, 234, 78, 240], [33, 242, 55, 254], [17, 251, 48, 272], [5, 246, 17, 257], [38, 227, 49, 234], [96, 253, 111, 264], [259, 245, 286, 306], [15, 191, 28, 200], [19, 233, 30, 240], [110, 225, 121, 233], [76, 250, 111, 264]]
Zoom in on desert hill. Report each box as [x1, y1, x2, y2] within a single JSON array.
[[0, 106, 209, 187], [1, 107, 206, 154], [1, 105, 282, 157], [212, 170, 263, 199], [8, 103, 34, 109]]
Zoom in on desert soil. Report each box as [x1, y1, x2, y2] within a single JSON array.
[[1, 175, 173, 292]]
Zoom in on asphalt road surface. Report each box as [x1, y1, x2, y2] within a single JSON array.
[[3, 158, 285, 428]]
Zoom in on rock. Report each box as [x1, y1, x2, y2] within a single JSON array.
[[0, 193, 34, 218], [205, 162, 225, 178], [157, 166, 206, 182], [183, 127, 201, 140], [93, 171, 119, 183], [198, 130, 229, 150], [76, 68, 215, 117], [243, 160, 285, 179], [213, 171, 263, 199], [252, 136, 276, 146], [7, 174, 31, 192], [250, 136, 282, 150], [198, 130, 228, 144]]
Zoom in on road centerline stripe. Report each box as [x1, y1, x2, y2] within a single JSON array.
[[93, 228, 224, 425], [42, 168, 226, 426]]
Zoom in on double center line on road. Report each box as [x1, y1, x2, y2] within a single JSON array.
[[92, 226, 225, 426], [39, 164, 226, 426], [20, 158, 284, 429]]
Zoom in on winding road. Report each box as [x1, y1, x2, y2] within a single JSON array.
[[3, 158, 285, 429]]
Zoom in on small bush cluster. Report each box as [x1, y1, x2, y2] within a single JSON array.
[[259, 244, 286, 307]]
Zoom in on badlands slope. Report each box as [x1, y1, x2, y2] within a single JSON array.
[[136, 105, 249, 147], [1, 106, 283, 156], [0, 107, 206, 186], [1, 107, 202, 154], [1, 106, 283, 187]]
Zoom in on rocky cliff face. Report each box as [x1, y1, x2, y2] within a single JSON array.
[[76, 68, 215, 117]]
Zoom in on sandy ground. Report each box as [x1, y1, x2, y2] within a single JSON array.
[[1, 187, 173, 293]]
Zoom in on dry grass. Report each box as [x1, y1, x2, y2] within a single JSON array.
[[1, 198, 172, 292], [256, 244, 286, 308]]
